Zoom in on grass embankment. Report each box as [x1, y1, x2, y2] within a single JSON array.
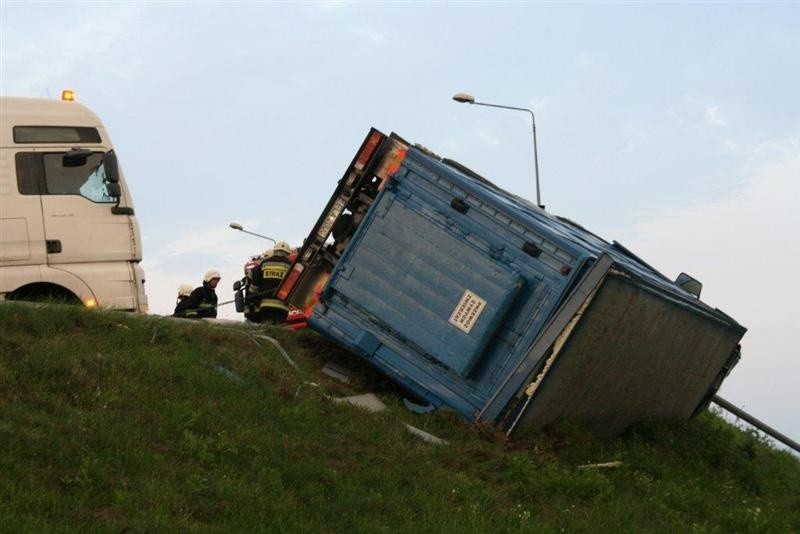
[[1, 303, 798, 532]]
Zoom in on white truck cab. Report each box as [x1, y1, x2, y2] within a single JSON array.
[[0, 94, 147, 312]]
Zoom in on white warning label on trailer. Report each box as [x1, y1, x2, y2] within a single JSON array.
[[448, 289, 487, 334]]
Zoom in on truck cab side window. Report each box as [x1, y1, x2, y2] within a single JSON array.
[[42, 152, 116, 203], [16, 152, 116, 203]]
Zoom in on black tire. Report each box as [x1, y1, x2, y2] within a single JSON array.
[[6, 283, 81, 306]]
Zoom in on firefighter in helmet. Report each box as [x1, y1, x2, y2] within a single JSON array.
[[177, 270, 221, 319], [257, 241, 292, 324], [172, 283, 194, 317]]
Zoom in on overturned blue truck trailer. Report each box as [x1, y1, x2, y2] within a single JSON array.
[[277, 129, 746, 434]]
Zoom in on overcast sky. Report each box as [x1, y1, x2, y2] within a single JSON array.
[[2, 2, 798, 443]]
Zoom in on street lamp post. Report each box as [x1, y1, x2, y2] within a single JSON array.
[[229, 222, 276, 244], [452, 92, 543, 209]]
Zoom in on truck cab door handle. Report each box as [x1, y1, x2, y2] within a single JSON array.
[[46, 240, 62, 254]]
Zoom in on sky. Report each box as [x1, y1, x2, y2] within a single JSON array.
[[2, 2, 798, 443]]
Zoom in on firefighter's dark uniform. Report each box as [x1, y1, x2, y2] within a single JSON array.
[[172, 295, 191, 318], [257, 253, 291, 323], [175, 282, 218, 319]]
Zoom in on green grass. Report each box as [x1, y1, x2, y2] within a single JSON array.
[[1, 302, 798, 532]]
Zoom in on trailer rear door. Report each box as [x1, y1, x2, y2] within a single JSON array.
[[331, 195, 525, 376]]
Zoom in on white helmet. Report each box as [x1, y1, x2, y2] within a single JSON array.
[[262, 248, 274, 258], [204, 269, 222, 283], [178, 283, 193, 297], [274, 241, 292, 255]]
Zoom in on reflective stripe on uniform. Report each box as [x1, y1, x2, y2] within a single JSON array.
[[259, 297, 289, 312]]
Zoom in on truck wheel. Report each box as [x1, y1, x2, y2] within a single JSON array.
[[6, 283, 81, 306]]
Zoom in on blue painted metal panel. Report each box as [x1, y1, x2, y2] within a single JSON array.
[[310, 147, 591, 418], [330, 198, 524, 376]]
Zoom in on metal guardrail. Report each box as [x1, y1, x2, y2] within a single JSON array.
[[713, 395, 800, 454]]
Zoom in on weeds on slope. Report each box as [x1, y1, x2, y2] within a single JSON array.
[[1, 303, 798, 532]]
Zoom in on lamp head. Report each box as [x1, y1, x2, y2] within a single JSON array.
[[229, 222, 243, 231], [452, 92, 475, 104]]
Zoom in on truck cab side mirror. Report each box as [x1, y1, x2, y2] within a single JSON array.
[[103, 150, 133, 215], [103, 150, 120, 183], [106, 182, 122, 198]]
